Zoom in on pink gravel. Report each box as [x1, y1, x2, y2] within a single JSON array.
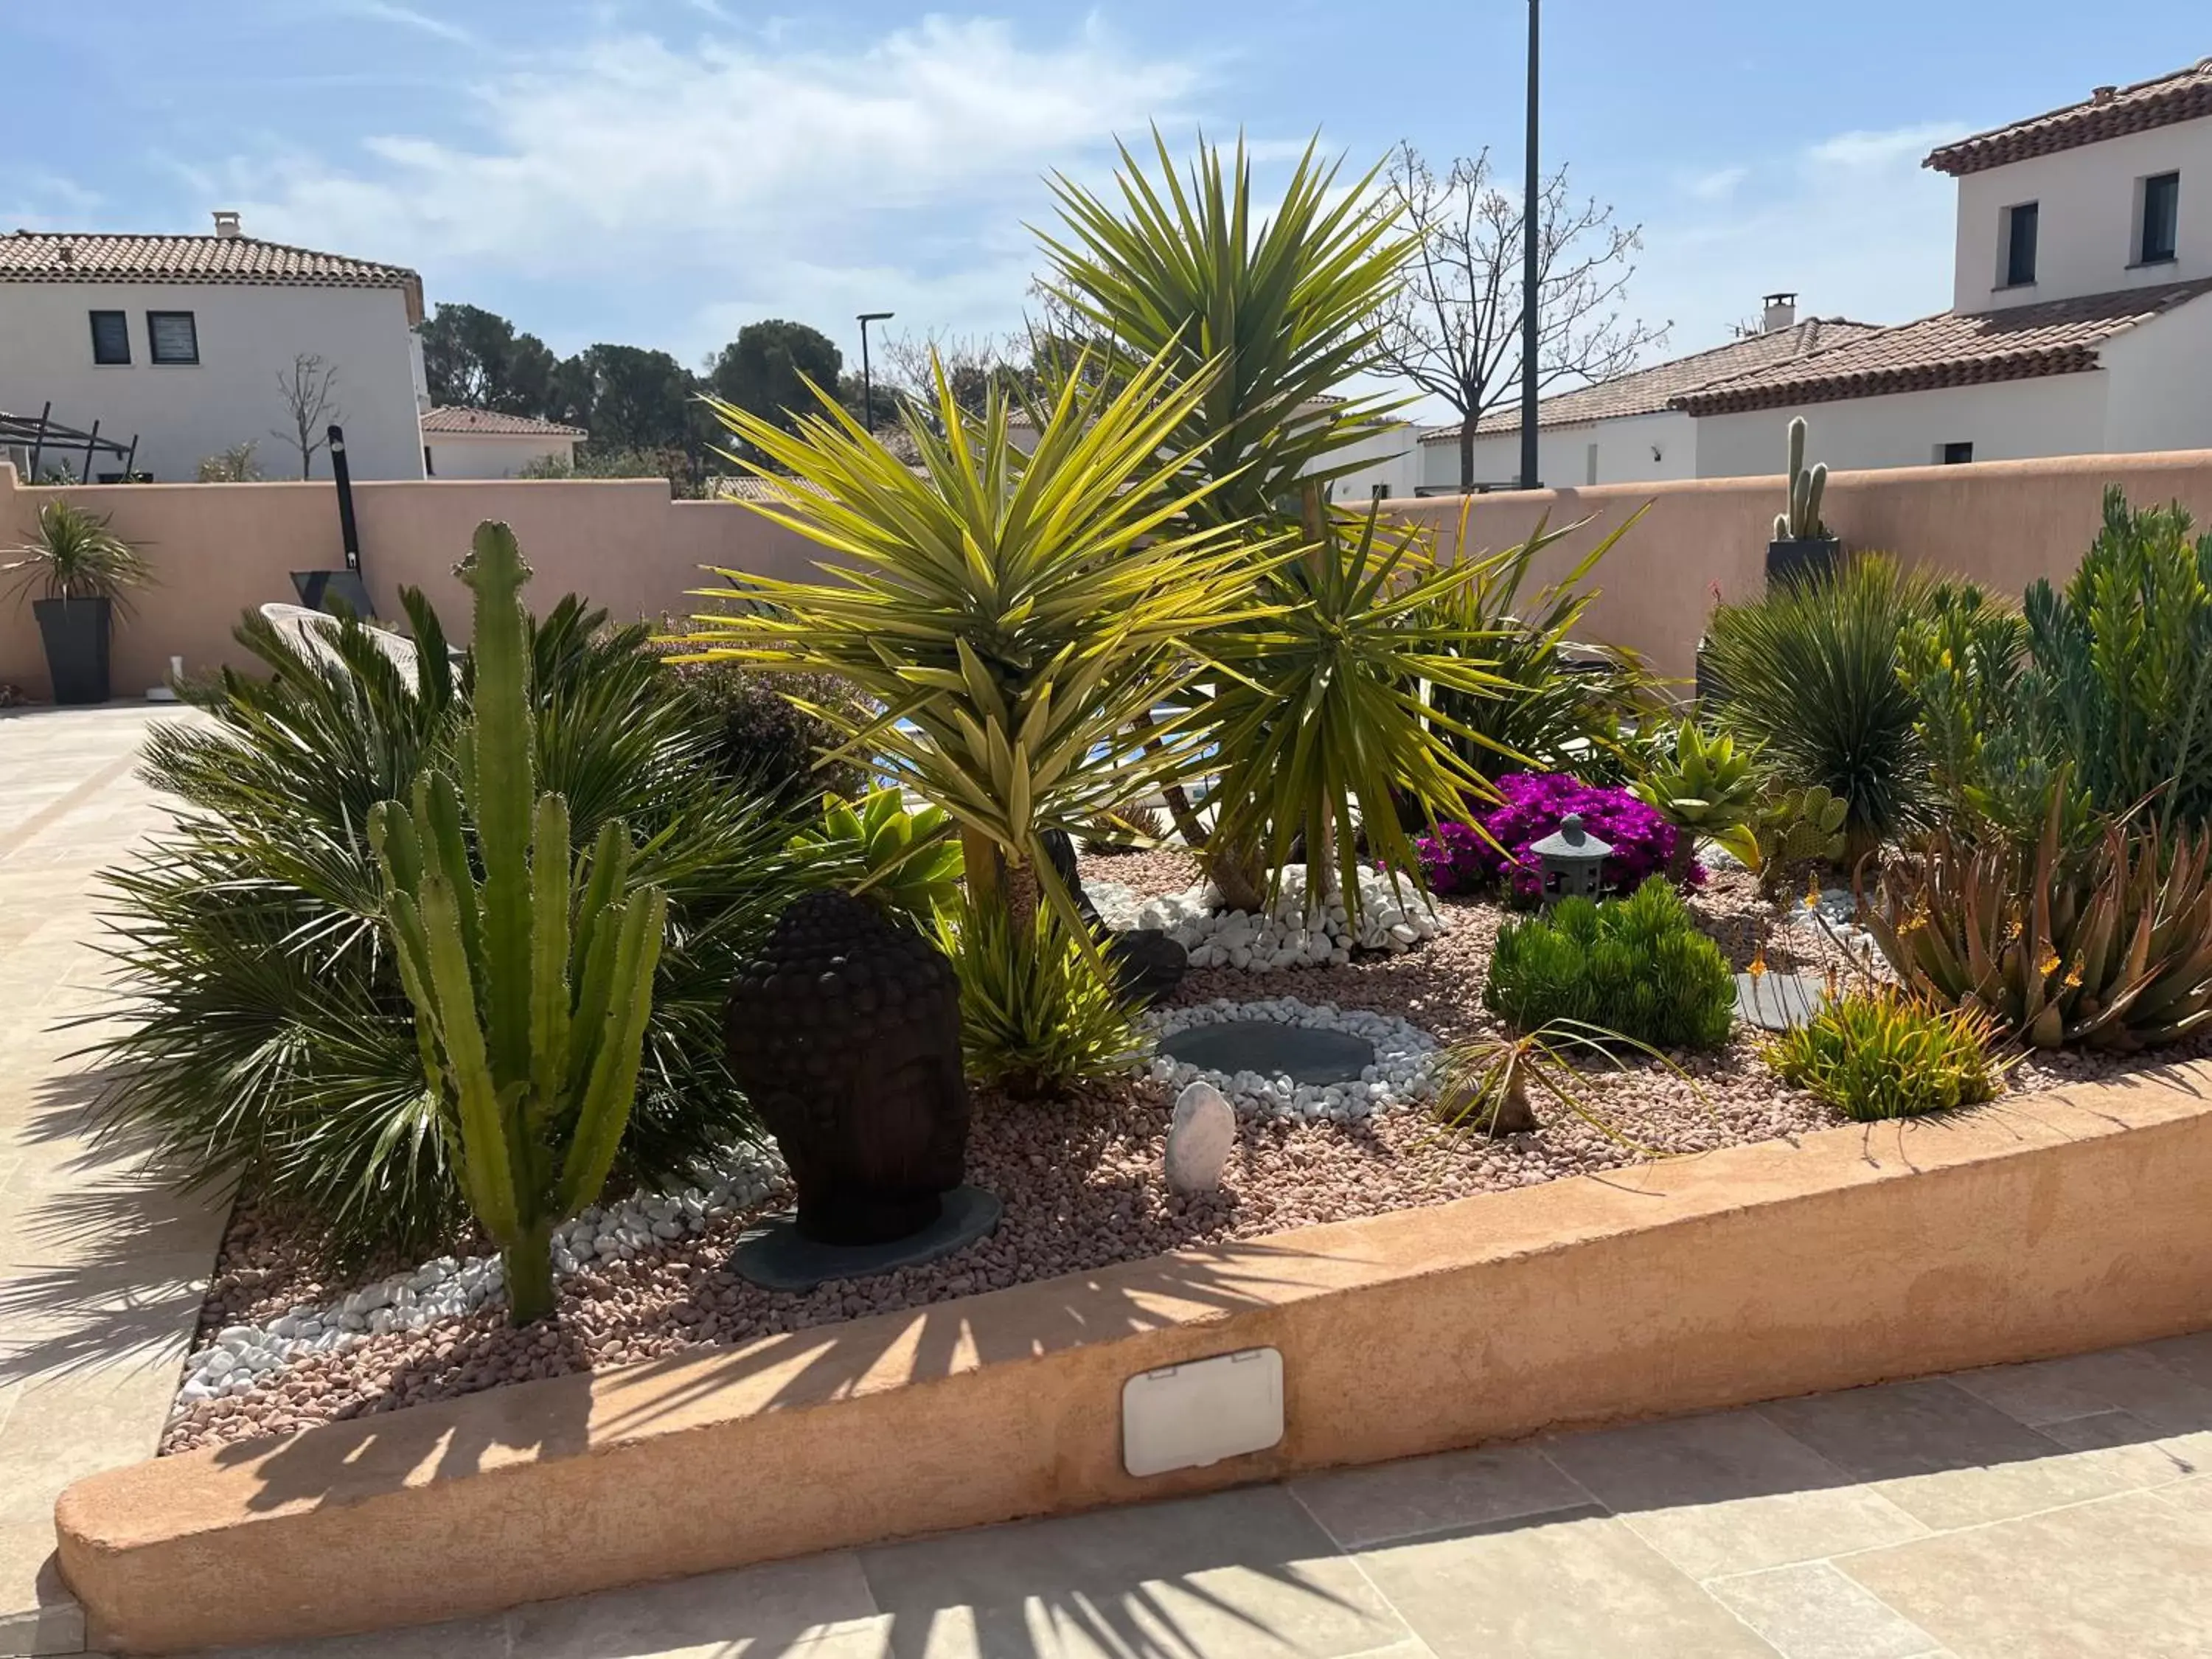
[[158, 852, 2200, 1455]]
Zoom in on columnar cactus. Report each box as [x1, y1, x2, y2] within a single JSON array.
[[1774, 416, 1829, 540], [369, 521, 667, 1324]]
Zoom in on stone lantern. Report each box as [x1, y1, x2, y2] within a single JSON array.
[[1530, 812, 1612, 903]]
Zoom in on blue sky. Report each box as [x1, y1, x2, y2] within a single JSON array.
[[6, 2, 2207, 401]]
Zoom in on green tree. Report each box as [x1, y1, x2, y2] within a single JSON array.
[[419, 303, 560, 415], [706, 321, 842, 437], [556, 344, 699, 453]]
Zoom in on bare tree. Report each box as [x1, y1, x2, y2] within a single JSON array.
[[1377, 144, 1669, 492], [271, 354, 342, 479]]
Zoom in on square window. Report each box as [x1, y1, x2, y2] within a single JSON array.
[[147, 310, 199, 364], [2002, 203, 2039, 288], [2140, 172, 2180, 264], [88, 310, 130, 365]]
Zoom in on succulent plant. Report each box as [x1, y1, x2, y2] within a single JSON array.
[[1767, 989, 2008, 1121], [1750, 785, 1848, 895], [1773, 416, 1829, 542], [1866, 795, 2212, 1051], [370, 522, 669, 1324], [790, 787, 964, 927], [1631, 720, 1764, 879]]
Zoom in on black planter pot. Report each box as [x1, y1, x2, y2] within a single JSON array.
[[32, 597, 114, 705], [1766, 535, 1842, 588]]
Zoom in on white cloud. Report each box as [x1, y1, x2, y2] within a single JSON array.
[[215, 16, 1203, 358], [1680, 164, 1748, 203], [335, 1, 476, 45], [1631, 119, 1970, 355]]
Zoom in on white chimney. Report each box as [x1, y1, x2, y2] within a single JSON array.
[[212, 210, 243, 239], [1762, 291, 1798, 334]]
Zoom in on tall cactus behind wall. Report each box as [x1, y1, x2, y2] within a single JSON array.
[[1774, 416, 1829, 540], [369, 521, 668, 1324]]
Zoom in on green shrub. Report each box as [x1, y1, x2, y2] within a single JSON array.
[[1703, 553, 1936, 858], [790, 788, 964, 928], [1484, 878, 1736, 1051], [1768, 990, 2005, 1120], [672, 659, 872, 809], [96, 587, 806, 1265], [942, 901, 1141, 1098], [1997, 488, 2212, 832]]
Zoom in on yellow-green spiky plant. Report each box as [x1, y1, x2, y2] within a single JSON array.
[[369, 522, 668, 1324], [686, 347, 1271, 942]]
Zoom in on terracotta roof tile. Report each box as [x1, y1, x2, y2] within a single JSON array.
[[1924, 58, 2212, 176], [0, 232, 424, 322], [1416, 319, 1885, 443], [420, 406, 585, 437], [1671, 279, 2212, 416]]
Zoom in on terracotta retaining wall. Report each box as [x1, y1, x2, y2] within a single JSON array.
[[10, 448, 2212, 698], [55, 1061, 2212, 1655]]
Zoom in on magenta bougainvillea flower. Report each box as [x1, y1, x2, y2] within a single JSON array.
[[1412, 773, 1691, 900]]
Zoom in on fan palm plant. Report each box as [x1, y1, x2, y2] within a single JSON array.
[[93, 591, 804, 1263], [686, 347, 1269, 939]]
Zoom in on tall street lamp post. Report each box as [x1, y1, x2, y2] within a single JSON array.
[[1520, 0, 1542, 490], [858, 310, 894, 431]]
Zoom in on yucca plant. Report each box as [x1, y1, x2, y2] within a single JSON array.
[[790, 788, 964, 928], [1703, 553, 1935, 858], [3, 500, 153, 613], [940, 898, 1142, 1099], [1436, 1017, 1698, 1143], [370, 523, 667, 1324], [1037, 129, 1411, 525], [1193, 493, 1567, 911], [94, 578, 801, 1265], [687, 347, 1267, 942], [1632, 718, 1763, 880], [1868, 790, 2212, 1051]]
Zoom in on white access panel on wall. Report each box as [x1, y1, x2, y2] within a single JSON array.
[[1121, 1347, 1285, 1478]]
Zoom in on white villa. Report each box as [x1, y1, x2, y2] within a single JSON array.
[[421, 407, 585, 479], [0, 212, 430, 481], [1414, 55, 2212, 490]]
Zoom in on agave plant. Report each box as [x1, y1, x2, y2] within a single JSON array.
[[1036, 129, 1411, 524], [94, 585, 803, 1263], [1868, 792, 2212, 1051], [1632, 718, 1763, 880], [939, 897, 1142, 1099], [687, 347, 1267, 939], [1703, 552, 1936, 858]]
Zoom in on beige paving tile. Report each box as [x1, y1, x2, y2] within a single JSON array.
[[2138, 1329, 2212, 1389], [860, 1486, 1408, 1659], [1543, 1408, 1927, 1579], [1288, 1444, 1589, 1550], [1759, 1380, 2152, 1531], [2149, 1472, 2212, 1514], [1354, 1507, 1777, 1658], [1705, 1562, 1937, 1659], [0, 1381, 171, 1525], [509, 1551, 886, 1658], [0, 1519, 81, 1659], [1837, 1489, 2212, 1658], [207, 1612, 513, 1659], [1949, 1347, 2212, 1441]]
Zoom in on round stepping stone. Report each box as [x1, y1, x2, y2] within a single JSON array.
[[1158, 1020, 1376, 1085]]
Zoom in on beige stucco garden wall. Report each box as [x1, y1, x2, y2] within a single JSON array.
[[55, 1062, 2212, 1654], [0, 467, 826, 700], [7, 448, 2212, 700]]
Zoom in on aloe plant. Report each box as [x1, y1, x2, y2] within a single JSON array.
[[1868, 791, 2212, 1052], [369, 522, 668, 1324]]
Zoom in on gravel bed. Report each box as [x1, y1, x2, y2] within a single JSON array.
[[159, 846, 2199, 1455]]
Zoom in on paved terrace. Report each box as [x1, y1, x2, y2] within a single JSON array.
[[1, 706, 2208, 1658]]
